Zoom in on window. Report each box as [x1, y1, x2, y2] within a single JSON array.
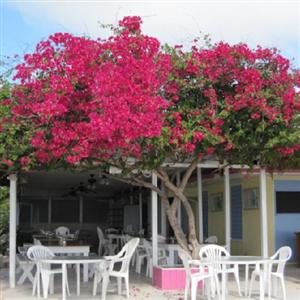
[[231, 185, 243, 240], [52, 199, 79, 222], [276, 192, 300, 213]]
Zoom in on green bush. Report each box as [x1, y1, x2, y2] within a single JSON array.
[[0, 187, 9, 254]]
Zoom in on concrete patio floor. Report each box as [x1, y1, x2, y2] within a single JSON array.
[[0, 265, 299, 300]]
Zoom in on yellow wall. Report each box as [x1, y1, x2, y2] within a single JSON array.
[[185, 172, 300, 256]]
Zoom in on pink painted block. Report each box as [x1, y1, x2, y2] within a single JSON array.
[[153, 266, 205, 291]]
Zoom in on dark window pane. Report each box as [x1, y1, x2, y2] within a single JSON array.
[[83, 199, 109, 222], [276, 192, 300, 213], [52, 199, 79, 222]]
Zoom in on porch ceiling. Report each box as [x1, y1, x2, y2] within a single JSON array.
[[19, 170, 130, 196]]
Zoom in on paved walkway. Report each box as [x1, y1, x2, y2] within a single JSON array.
[[0, 265, 299, 299]]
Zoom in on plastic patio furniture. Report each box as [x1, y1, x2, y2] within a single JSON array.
[[97, 226, 117, 256], [178, 249, 220, 300], [199, 245, 242, 297], [205, 236, 218, 244], [55, 226, 70, 237], [93, 237, 140, 300], [16, 253, 35, 285], [27, 245, 70, 299], [248, 246, 292, 300], [143, 239, 168, 277]]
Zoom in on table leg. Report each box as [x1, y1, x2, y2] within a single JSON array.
[[76, 264, 80, 296], [245, 263, 249, 296], [62, 263, 66, 300], [17, 264, 34, 284], [83, 252, 88, 282], [221, 264, 226, 300], [170, 250, 174, 265], [37, 263, 40, 298]]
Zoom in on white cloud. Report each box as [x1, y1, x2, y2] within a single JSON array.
[[7, 0, 300, 62]]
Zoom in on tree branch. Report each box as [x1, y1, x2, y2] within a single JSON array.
[[179, 158, 199, 191]]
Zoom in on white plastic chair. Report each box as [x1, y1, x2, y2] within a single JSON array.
[[199, 245, 241, 297], [205, 236, 218, 244], [143, 239, 168, 278], [97, 226, 117, 256], [93, 238, 140, 300], [178, 249, 220, 300], [133, 240, 148, 273], [248, 246, 292, 300], [27, 245, 70, 299], [55, 226, 70, 237]]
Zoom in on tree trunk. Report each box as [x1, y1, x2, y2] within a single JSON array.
[[160, 192, 190, 254]]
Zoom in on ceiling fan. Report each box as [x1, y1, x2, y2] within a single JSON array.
[[62, 174, 109, 197], [62, 174, 97, 197]]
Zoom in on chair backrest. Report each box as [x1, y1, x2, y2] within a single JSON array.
[[199, 245, 229, 271], [74, 230, 80, 239], [55, 226, 70, 237], [33, 238, 42, 245], [157, 235, 166, 243], [27, 246, 55, 261], [271, 246, 292, 274], [178, 249, 193, 279], [205, 235, 218, 244], [97, 227, 105, 256], [113, 238, 139, 273]]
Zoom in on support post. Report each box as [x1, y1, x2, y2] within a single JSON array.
[[9, 174, 17, 288], [161, 184, 167, 237], [151, 173, 158, 266], [259, 168, 268, 257], [176, 171, 181, 226], [224, 167, 231, 253], [139, 188, 143, 230], [197, 167, 204, 243]]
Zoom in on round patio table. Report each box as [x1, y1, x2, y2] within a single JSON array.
[[41, 256, 106, 300], [199, 256, 273, 300]]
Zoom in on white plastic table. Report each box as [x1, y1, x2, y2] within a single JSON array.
[[158, 243, 227, 265], [43, 245, 90, 282], [199, 256, 272, 300], [41, 256, 106, 300]]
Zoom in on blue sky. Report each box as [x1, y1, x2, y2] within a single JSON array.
[[1, 0, 300, 70]]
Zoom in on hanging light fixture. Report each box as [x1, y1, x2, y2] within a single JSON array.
[[87, 174, 97, 190]]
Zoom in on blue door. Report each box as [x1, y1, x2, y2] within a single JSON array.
[[274, 180, 300, 261]]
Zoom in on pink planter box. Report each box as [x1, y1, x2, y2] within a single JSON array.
[[153, 266, 204, 291]]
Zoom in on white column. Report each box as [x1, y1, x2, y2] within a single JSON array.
[[139, 189, 143, 230], [224, 167, 231, 253], [176, 171, 181, 226], [259, 168, 268, 257], [9, 174, 17, 288], [161, 184, 167, 237], [197, 167, 204, 243], [151, 173, 158, 266]]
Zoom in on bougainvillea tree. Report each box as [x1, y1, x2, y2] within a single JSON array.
[[1, 16, 299, 257]]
